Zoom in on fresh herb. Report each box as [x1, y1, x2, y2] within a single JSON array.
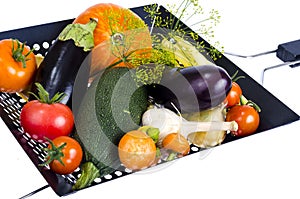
[[144, 0, 223, 61]]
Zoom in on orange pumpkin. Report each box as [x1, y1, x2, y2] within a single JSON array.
[[73, 3, 152, 77]]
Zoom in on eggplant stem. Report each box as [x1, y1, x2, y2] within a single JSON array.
[[58, 18, 98, 52]]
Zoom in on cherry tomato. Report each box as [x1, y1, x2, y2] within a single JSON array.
[[0, 39, 37, 92], [44, 136, 83, 175], [225, 105, 260, 137], [225, 82, 242, 107], [118, 130, 156, 171], [162, 133, 190, 156]]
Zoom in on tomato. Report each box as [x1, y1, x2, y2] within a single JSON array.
[[162, 133, 190, 156], [43, 136, 83, 175], [0, 39, 37, 92], [118, 130, 156, 170], [73, 3, 152, 75], [20, 100, 74, 142], [225, 105, 260, 137], [20, 83, 74, 142], [225, 82, 242, 107]]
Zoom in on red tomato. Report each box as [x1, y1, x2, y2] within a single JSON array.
[[225, 82, 242, 107], [0, 39, 37, 92], [226, 105, 260, 137], [20, 100, 74, 142], [45, 136, 83, 175]]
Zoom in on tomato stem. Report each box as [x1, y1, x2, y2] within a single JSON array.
[[29, 83, 66, 104], [246, 100, 261, 113], [11, 39, 34, 68], [231, 70, 245, 82], [240, 95, 261, 112], [39, 137, 66, 167]]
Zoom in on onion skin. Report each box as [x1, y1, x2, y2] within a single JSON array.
[[148, 65, 232, 113]]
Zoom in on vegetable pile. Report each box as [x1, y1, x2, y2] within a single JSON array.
[[0, 1, 261, 192]]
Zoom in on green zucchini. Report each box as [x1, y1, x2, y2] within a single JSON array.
[[74, 67, 148, 181]]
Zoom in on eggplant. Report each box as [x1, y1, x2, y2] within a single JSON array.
[[148, 65, 232, 113], [30, 18, 98, 110]]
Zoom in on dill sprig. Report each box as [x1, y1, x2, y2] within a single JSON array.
[[144, 0, 223, 61]]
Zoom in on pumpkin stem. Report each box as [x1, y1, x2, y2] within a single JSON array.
[[111, 33, 125, 46], [11, 39, 34, 68]]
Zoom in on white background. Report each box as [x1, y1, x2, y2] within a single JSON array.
[[1, 0, 300, 198]]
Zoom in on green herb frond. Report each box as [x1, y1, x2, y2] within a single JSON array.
[[144, 0, 224, 63]]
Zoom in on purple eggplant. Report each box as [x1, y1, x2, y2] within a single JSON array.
[[148, 65, 232, 113], [29, 18, 98, 109]]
